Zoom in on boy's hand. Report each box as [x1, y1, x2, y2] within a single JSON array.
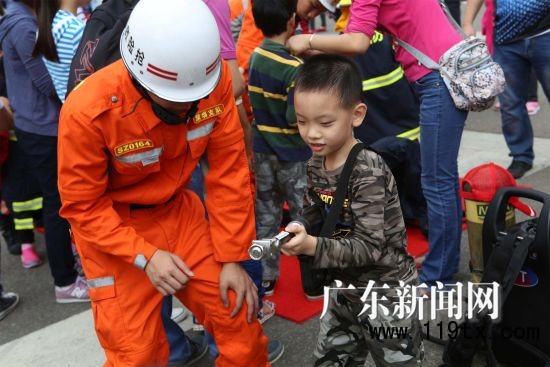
[[281, 221, 317, 256]]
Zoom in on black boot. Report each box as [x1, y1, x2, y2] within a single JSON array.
[[0, 213, 22, 255]]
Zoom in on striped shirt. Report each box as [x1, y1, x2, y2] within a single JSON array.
[[44, 10, 85, 103], [248, 39, 310, 162]]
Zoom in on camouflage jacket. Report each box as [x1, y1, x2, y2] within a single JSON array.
[[306, 146, 417, 301]]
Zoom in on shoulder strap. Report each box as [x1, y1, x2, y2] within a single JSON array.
[[438, 0, 468, 39], [481, 233, 532, 302], [319, 143, 366, 237], [393, 38, 440, 70]]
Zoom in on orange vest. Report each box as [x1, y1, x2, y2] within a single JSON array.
[[58, 60, 255, 265]]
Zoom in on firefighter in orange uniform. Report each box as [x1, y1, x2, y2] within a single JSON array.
[[57, 0, 269, 365]]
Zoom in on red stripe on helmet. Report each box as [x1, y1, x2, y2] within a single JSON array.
[[147, 63, 178, 76]]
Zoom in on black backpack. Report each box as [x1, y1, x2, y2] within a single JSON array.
[[442, 187, 550, 367], [66, 0, 139, 95]]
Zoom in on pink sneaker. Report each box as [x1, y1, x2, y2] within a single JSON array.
[[526, 101, 541, 115], [21, 244, 42, 269], [55, 276, 90, 303]]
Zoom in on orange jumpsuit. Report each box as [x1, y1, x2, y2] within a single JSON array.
[[58, 59, 268, 366]]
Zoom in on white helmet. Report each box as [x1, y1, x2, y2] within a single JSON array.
[[120, 0, 221, 102]]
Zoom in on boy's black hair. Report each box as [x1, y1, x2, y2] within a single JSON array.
[[252, 0, 296, 38], [294, 54, 363, 109]]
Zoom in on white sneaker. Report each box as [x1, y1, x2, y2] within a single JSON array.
[[170, 307, 188, 323]]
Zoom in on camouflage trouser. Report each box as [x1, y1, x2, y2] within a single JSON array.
[[314, 291, 424, 367], [253, 152, 307, 281]]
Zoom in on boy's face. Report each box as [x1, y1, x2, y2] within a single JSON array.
[[295, 90, 366, 160]]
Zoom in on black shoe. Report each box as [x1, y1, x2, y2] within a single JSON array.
[[0, 292, 19, 321], [0, 214, 21, 255], [262, 280, 276, 296], [507, 160, 532, 179], [3, 230, 21, 255], [268, 339, 284, 364], [182, 333, 208, 367]]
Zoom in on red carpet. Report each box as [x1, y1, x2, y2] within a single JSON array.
[[264, 227, 430, 324], [405, 226, 430, 257], [264, 255, 323, 324]]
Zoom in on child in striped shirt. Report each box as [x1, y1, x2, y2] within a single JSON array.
[[248, 0, 314, 298]]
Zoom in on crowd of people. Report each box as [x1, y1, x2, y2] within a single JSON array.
[[0, 0, 548, 366]]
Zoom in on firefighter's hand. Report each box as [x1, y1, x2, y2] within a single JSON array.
[[219, 262, 258, 323], [281, 221, 317, 256], [145, 250, 194, 296]]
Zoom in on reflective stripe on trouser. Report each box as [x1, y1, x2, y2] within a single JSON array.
[[74, 190, 269, 366], [11, 197, 43, 231], [12, 197, 43, 212], [314, 291, 424, 367], [13, 217, 34, 230]]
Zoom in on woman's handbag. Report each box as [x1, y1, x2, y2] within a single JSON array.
[[395, 2, 506, 112]]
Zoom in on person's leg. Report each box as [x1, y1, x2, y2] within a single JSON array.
[[161, 296, 192, 364], [14, 129, 78, 287], [85, 256, 168, 366], [443, 0, 461, 24], [530, 32, 550, 119], [527, 66, 539, 103], [167, 191, 268, 366], [493, 40, 534, 166], [9, 198, 42, 268], [314, 291, 368, 366], [73, 213, 169, 365], [254, 152, 284, 286], [0, 212, 20, 255], [279, 160, 307, 223], [363, 307, 423, 366], [414, 71, 467, 285]]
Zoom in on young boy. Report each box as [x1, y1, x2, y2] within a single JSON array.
[[248, 0, 311, 296], [282, 54, 423, 366]]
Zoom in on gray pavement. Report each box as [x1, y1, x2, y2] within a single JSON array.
[[2, 100, 550, 366]]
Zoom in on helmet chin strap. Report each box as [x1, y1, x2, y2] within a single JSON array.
[[151, 100, 200, 125], [131, 76, 201, 125]]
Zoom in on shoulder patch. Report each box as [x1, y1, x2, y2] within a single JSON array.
[[114, 139, 154, 157], [193, 104, 224, 124]]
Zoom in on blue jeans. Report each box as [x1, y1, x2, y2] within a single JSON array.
[[413, 71, 467, 285], [162, 296, 191, 363], [493, 31, 550, 165]]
